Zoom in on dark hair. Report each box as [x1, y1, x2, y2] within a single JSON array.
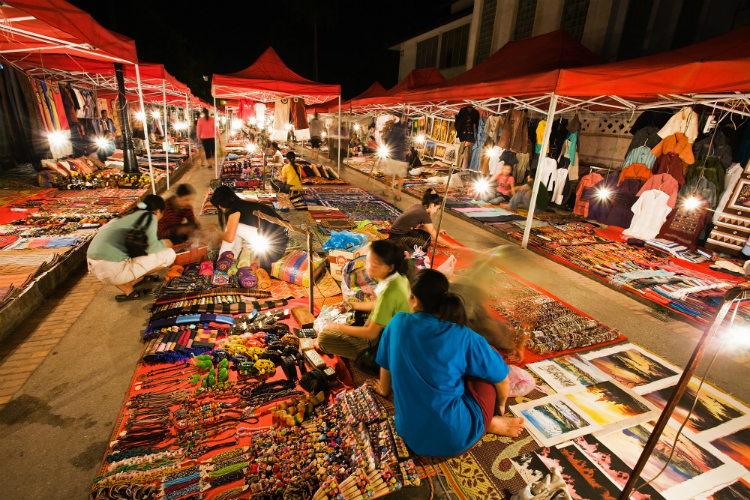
[[210, 186, 241, 229], [142, 194, 165, 212], [202, 108, 209, 120], [528, 169, 537, 180], [175, 183, 195, 197], [369, 240, 405, 276], [411, 269, 467, 326], [272, 142, 279, 151], [285, 151, 301, 178], [421, 188, 442, 208]]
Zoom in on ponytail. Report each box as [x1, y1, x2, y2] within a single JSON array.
[[411, 269, 467, 326], [421, 188, 442, 208]]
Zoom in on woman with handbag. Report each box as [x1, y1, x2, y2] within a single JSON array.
[[87, 195, 175, 302], [317, 240, 410, 361]]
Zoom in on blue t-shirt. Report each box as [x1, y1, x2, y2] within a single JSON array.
[[376, 312, 509, 456]]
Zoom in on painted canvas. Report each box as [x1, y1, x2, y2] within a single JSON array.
[[444, 145, 457, 164], [574, 434, 666, 500], [425, 142, 436, 158], [434, 145, 446, 159], [708, 478, 750, 500], [566, 381, 653, 425], [426, 117, 434, 138], [553, 353, 610, 386], [431, 119, 441, 139], [710, 426, 750, 469], [511, 450, 550, 485], [536, 446, 622, 500], [533, 361, 579, 391], [643, 382, 745, 433], [599, 420, 724, 492], [521, 400, 590, 440], [588, 348, 679, 389]]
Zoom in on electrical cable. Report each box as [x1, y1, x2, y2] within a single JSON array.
[[632, 302, 740, 496]]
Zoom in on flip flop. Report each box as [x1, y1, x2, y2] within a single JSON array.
[[140, 274, 162, 283], [115, 288, 151, 302]]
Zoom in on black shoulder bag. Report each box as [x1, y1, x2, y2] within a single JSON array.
[[124, 212, 153, 258]]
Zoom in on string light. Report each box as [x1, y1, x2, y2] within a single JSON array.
[[597, 188, 612, 200], [473, 178, 492, 195], [378, 146, 389, 159], [416, 134, 425, 144], [683, 196, 701, 211], [47, 131, 68, 147], [95, 137, 109, 149], [135, 111, 146, 122]]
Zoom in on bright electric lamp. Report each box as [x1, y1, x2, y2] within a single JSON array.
[[151, 110, 160, 119], [378, 146, 389, 159], [474, 178, 491, 195], [416, 134, 425, 143], [724, 323, 750, 347], [321, 131, 327, 138], [231, 118, 242, 129], [683, 196, 701, 210], [597, 188, 612, 200], [135, 111, 146, 122], [47, 131, 67, 147], [95, 137, 109, 149], [354, 124, 360, 131], [251, 235, 270, 254], [246, 142, 256, 153], [284, 123, 293, 131], [249, 117, 257, 125], [486, 147, 499, 160]]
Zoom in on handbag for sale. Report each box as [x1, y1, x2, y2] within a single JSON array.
[[124, 212, 153, 258], [271, 250, 325, 287]]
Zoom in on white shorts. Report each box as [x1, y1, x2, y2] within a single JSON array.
[[384, 158, 408, 177], [88, 247, 176, 286]]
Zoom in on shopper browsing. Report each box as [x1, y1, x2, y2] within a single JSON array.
[[382, 118, 409, 201], [387, 188, 456, 249], [317, 240, 410, 360], [209, 186, 288, 272], [196, 108, 216, 170], [157, 184, 201, 244], [369, 269, 524, 457], [87, 195, 175, 302], [309, 112, 323, 161]]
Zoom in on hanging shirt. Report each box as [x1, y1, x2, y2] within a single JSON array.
[[376, 312, 509, 457], [623, 146, 656, 170], [455, 106, 480, 143], [605, 179, 643, 229], [573, 172, 604, 218], [618, 163, 653, 185], [254, 103, 266, 125], [623, 190, 672, 241], [537, 157, 557, 189], [693, 131, 733, 169], [652, 152, 686, 187], [658, 107, 699, 143], [652, 132, 695, 165], [637, 173, 680, 208], [535, 120, 549, 154], [290, 98, 308, 130], [679, 177, 718, 209], [687, 157, 725, 193]]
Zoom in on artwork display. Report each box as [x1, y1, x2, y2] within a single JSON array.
[[529, 353, 610, 392], [435, 145, 446, 159], [513, 398, 601, 447], [711, 426, 750, 469], [565, 381, 655, 426], [584, 344, 680, 393], [425, 142, 436, 158], [426, 117, 433, 138], [729, 180, 750, 211], [439, 120, 448, 142], [706, 478, 750, 500], [431, 119, 441, 140], [444, 145, 457, 163], [447, 123, 456, 143], [532, 360, 579, 391]]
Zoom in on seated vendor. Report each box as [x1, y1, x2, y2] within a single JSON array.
[[500, 169, 548, 214], [87, 195, 175, 302], [369, 268, 524, 457], [318, 240, 410, 360], [271, 151, 302, 193], [387, 188, 456, 250], [157, 183, 201, 244], [480, 163, 515, 204], [209, 186, 288, 272]]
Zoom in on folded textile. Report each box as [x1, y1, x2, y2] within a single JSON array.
[[216, 251, 234, 271], [199, 261, 214, 276], [237, 267, 257, 289]]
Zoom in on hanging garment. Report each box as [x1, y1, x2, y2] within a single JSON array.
[[3, 66, 35, 162], [290, 98, 308, 130], [588, 175, 620, 224], [679, 176, 718, 209], [469, 117, 488, 171], [514, 152, 530, 185], [567, 131, 578, 166], [637, 173, 680, 208], [41, 80, 62, 130], [623, 190, 672, 240], [484, 115, 502, 142], [537, 157, 557, 189], [573, 172, 604, 217], [487, 146, 504, 174], [693, 131, 733, 169], [618, 163, 653, 185], [714, 163, 743, 223], [535, 120, 548, 154], [567, 114, 581, 134], [551, 168, 569, 205], [272, 97, 290, 137], [456, 142, 473, 170], [497, 108, 528, 154], [656, 194, 709, 250], [254, 103, 266, 125], [60, 86, 78, 126], [652, 152, 686, 187], [652, 132, 695, 165], [626, 126, 662, 158], [658, 106, 700, 143], [239, 99, 254, 121], [606, 179, 643, 228], [686, 156, 725, 194], [455, 106, 480, 143], [623, 146, 656, 170], [16, 72, 47, 156]]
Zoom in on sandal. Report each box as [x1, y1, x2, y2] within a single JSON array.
[[140, 274, 162, 283], [115, 288, 151, 302], [394, 195, 402, 201]]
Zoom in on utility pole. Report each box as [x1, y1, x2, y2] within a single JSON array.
[[114, 63, 139, 174]]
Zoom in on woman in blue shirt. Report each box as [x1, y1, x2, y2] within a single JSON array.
[[371, 269, 524, 457]]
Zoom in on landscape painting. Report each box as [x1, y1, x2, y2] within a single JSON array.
[[710, 426, 750, 469], [566, 381, 653, 426], [588, 347, 679, 389], [519, 399, 594, 446], [553, 353, 610, 386], [708, 478, 750, 500]]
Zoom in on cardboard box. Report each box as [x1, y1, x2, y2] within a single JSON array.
[[328, 243, 370, 281]]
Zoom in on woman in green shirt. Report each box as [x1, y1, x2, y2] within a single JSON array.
[[87, 195, 175, 302], [318, 240, 410, 360]]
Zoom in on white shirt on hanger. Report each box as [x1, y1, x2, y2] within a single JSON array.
[[488, 146, 504, 174], [538, 157, 557, 189], [658, 106, 700, 143], [552, 169, 569, 204], [623, 189, 672, 240]]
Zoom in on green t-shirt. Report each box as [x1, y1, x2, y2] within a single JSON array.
[[370, 274, 411, 326], [528, 181, 549, 211]]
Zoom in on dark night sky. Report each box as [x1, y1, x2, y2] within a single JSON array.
[[67, 0, 454, 101]]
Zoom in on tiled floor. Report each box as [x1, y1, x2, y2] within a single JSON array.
[[0, 269, 102, 408]]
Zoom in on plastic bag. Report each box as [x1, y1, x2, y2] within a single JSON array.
[[341, 255, 378, 302], [313, 305, 355, 333], [322, 231, 369, 252], [436, 254, 457, 278], [507, 365, 536, 397]]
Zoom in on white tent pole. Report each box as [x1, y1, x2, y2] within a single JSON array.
[[338, 95, 341, 177], [163, 81, 170, 190], [521, 93, 557, 249], [186, 95, 192, 161], [135, 64, 156, 194], [213, 95, 218, 179]]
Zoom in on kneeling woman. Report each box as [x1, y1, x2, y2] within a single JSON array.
[[209, 186, 289, 272], [371, 269, 524, 457], [387, 188, 455, 249], [318, 240, 410, 360], [87, 195, 176, 302]]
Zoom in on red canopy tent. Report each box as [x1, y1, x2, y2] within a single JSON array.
[[0, 0, 137, 64], [211, 47, 340, 105], [354, 68, 445, 110], [309, 82, 387, 114]]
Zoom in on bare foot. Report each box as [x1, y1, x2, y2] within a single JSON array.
[[487, 416, 524, 437]]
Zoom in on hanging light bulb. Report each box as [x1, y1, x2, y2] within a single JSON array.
[[473, 178, 492, 195], [378, 146, 389, 159], [354, 124, 360, 131], [416, 134, 425, 144], [151, 110, 161, 120], [249, 117, 257, 125], [47, 131, 68, 147], [597, 188, 612, 200], [683, 196, 701, 210], [284, 123, 293, 131], [135, 111, 146, 122], [95, 137, 109, 149]]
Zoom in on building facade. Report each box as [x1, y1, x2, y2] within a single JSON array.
[[390, 0, 750, 82]]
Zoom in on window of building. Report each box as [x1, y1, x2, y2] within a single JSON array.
[[561, 0, 590, 42], [439, 24, 471, 69], [513, 0, 538, 40], [416, 35, 439, 69], [475, 0, 498, 65]]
